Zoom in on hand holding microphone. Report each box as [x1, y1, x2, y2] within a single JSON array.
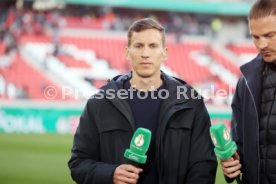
[[113, 164, 142, 184], [113, 128, 151, 184], [210, 123, 242, 184]]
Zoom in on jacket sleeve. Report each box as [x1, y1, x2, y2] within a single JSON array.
[[185, 101, 218, 184], [225, 77, 245, 183], [68, 100, 118, 184]]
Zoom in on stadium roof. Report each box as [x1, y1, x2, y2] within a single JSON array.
[[57, 0, 252, 16]]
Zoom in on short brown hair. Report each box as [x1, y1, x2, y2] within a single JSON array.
[[127, 18, 165, 47], [248, 0, 276, 20]]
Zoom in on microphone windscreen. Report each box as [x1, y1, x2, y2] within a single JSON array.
[[124, 128, 152, 164], [210, 123, 237, 160]]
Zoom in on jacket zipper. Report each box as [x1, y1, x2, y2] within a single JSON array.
[[244, 78, 260, 184], [158, 101, 192, 183]]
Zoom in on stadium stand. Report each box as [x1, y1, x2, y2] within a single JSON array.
[[0, 0, 256, 105], [0, 52, 68, 100]]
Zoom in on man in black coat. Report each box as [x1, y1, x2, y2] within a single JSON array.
[[68, 18, 217, 184], [220, 0, 276, 184]]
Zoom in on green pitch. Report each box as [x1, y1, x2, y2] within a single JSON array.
[[0, 133, 228, 184]]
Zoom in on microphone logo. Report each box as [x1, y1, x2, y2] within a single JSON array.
[[211, 134, 217, 146], [223, 128, 230, 141], [134, 134, 144, 147]]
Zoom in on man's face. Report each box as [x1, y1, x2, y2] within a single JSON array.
[[126, 29, 167, 78], [249, 15, 276, 63]]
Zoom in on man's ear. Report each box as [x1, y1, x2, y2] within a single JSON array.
[[162, 48, 168, 59], [125, 47, 130, 60]]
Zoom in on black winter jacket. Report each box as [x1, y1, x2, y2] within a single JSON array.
[[230, 55, 265, 184], [68, 72, 217, 184]]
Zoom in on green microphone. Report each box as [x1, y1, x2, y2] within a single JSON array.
[[210, 123, 237, 160], [124, 128, 152, 164], [210, 123, 241, 184]]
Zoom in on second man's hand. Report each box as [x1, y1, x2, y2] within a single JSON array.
[[221, 152, 242, 178]]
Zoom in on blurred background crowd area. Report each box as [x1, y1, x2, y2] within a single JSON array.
[[0, 0, 257, 106]]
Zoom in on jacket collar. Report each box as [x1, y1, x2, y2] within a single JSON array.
[[240, 55, 264, 115], [99, 73, 135, 130], [99, 71, 200, 129], [109, 71, 200, 107]]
